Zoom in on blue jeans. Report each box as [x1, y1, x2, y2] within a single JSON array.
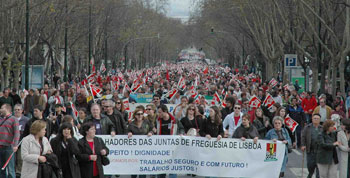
[[0, 146, 15, 178]]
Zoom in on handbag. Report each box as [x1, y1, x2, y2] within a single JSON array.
[[282, 128, 293, 153], [97, 138, 110, 166]]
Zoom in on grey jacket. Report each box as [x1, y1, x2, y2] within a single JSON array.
[[301, 123, 322, 153]]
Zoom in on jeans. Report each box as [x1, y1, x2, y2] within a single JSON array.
[[0, 146, 15, 178], [306, 152, 319, 178]]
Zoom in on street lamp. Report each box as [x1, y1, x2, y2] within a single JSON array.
[[25, 0, 30, 89], [304, 56, 311, 92]]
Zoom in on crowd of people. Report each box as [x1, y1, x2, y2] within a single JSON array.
[[0, 62, 349, 178]]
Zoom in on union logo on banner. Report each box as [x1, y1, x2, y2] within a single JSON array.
[[264, 143, 278, 162]]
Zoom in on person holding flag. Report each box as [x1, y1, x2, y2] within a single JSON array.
[[0, 104, 19, 178], [286, 97, 306, 149], [265, 116, 292, 178]]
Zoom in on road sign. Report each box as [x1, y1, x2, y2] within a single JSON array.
[[284, 54, 297, 68]]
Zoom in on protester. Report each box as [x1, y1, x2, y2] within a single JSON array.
[[77, 108, 87, 127], [220, 96, 235, 120], [313, 98, 333, 124], [232, 114, 259, 143], [128, 108, 154, 137], [50, 122, 81, 178], [223, 103, 243, 138], [173, 96, 188, 120], [337, 119, 350, 178], [103, 100, 127, 135], [62, 115, 81, 139], [48, 90, 64, 113], [77, 122, 109, 178], [51, 104, 66, 134], [265, 116, 292, 178], [23, 105, 54, 138], [84, 103, 116, 136], [155, 104, 184, 136], [38, 89, 47, 111], [181, 104, 203, 135], [10, 88, 21, 105], [332, 103, 346, 120], [301, 92, 317, 124], [115, 98, 129, 123], [0, 88, 14, 108], [0, 104, 19, 178], [13, 104, 29, 177], [199, 106, 223, 140], [21, 120, 53, 178], [316, 119, 340, 178], [301, 114, 322, 178], [286, 97, 305, 148], [253, 108, 271, 138], [145, 103, 158, 127], [23, 89, 35, 118]]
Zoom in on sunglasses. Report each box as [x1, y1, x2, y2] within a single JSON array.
[[146, 108, 152, 111], [234, 107, 241, 110], [116, 102, 121, 104], [135, 113, 144, 116], [189, 108, 196, 111]]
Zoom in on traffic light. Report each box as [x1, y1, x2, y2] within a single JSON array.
[[211, 27, 214, 34]]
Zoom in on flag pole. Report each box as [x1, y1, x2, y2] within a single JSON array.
[[2, 140, 23, 170]]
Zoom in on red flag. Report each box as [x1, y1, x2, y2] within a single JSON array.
[[130, 78, 143, 93], [70, 102, 78, 119], [177, 76, 186, 90], [164, 88, 178, 100], [211, 92, 222, 106], [283, 84, 290, 91], [249, 95, 262, 109], [166, 69, 170, 81], [123, 98, 130, 111], [262, 93, 276, 108], [123, 83, 131, 94], [203, 66, 209, 74], [100, 62, 106, 73], [89, 83, 102, 97], [269, 78, 278, 88], [284, 115, 299, 132], [86, 73, 96, 84]]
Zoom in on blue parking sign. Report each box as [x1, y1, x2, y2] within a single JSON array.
[[284, 54, 297, 67]]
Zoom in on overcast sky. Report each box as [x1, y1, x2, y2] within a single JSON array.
[[166, 0, 191, 20]]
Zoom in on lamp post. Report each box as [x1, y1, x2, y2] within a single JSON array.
[[88, 0, 92, 73], [25, 0, 30, 89], [304, 57, 310, 92], [123, 33, 160, 72], [64, 0, 68, 82]]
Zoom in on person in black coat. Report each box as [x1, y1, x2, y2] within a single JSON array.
[[23, 105, 54, 139], [233, 114, 259, 143], [199, 106, 223, 140], [50, 122, 81, 178], [77, 122, 109, 178]]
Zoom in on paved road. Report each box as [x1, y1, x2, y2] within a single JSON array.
[[112, 148, 318, 178]]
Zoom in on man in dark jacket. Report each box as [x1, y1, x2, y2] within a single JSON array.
[[23, 89, 35, 118], [301, 114, 322, 178], [0, 88, 14, 108], [9, 88, 21, 105], [286, 97, 306, 148], [221, 96, 235, 121], [103, 100, 127, 135], [84, 103, 116, 136], [23, 105, 54, 139]]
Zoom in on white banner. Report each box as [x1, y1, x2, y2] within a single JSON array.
[[98, 135, 285, 178]]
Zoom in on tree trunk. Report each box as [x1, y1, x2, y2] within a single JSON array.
[[13, 69, 20, 90], [331, 61, 337, 97], [266, 60, 274, 81], [320, 61, 326, 94], [311, 63, 319, 93], [339, 57, 346, 98]]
